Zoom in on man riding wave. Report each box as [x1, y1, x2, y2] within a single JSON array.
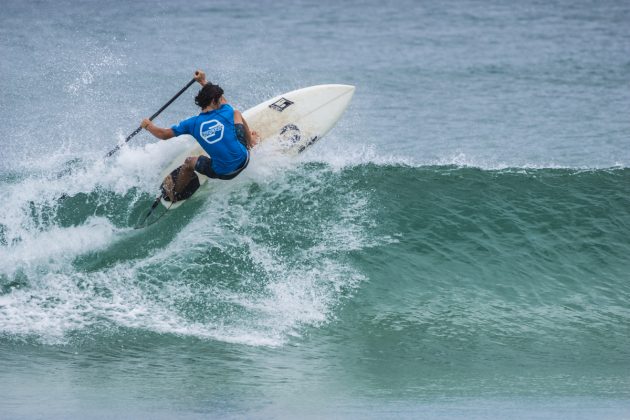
[[141, 70, 257, 202]]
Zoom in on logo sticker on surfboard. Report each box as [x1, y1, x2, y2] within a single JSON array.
[[199, 120, 224, 144], [269, 97, 294, 112], [279, 124, 302, 147]]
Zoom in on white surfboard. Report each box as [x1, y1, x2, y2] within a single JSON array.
[[160, 84, 355, 208]]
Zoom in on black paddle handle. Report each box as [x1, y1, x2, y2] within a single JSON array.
[[105, 78, 197, 158]]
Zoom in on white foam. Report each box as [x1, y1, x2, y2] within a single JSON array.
[[0, 217, 121, 278], [304, 141, 629, 170], [0, 134, 394, 346], [0, 155, 376, 347], [301, 142, 414, 170], [1, 137, 194, 244]]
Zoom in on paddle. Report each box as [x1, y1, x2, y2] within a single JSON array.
[[104, 77, 196, 158], [58, 77, 197, 200]]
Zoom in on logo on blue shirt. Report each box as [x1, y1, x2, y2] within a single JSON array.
[[200, 120, 224, 144]]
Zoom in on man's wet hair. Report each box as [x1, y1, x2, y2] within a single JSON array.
[[195, 83, 224, 108]]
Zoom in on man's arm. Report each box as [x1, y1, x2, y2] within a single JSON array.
[[141, 119, 175, 140], [233, 110, 258, 149]]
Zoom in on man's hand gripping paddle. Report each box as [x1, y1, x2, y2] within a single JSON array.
[[105, 77, 196, 158]]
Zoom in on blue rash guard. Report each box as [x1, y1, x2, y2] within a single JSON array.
[[170, 104, 248, 175]]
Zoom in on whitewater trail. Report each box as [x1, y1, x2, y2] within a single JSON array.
[[0, 137, 384, 346]]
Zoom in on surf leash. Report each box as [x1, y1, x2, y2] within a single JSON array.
[[134, 195, 173, 229], [105, 77, 197, 158]]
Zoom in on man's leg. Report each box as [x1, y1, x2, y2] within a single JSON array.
[[164, 156, 199, 202]]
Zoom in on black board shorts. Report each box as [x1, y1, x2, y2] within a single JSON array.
[[194, 153, 249, 180]]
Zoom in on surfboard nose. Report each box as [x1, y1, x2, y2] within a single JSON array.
[[341, 84, 356, 98], [335, 84, 356, 104], [317, 84, 355, 109], [330, 84, 355, 109], [328, 84, 355, 95]]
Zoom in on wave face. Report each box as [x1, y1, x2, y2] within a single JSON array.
[[1, 152, 629, 354], [347, 164, 630, 373]]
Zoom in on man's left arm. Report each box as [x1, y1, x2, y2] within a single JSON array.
[[233, 110, 258, 149]]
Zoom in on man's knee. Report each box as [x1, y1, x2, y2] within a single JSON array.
[[184, 156, 198, 169]]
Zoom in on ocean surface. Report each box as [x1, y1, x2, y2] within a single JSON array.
[[1, 0, 630, 418]]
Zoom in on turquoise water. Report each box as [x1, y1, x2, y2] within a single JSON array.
[[1, 0, 630, 418]]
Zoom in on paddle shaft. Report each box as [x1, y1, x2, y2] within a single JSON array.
[[105, 78, 197, 158]]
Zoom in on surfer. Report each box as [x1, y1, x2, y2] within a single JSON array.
[[141, 70, 257, 202]]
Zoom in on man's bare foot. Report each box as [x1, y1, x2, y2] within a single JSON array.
[[163, 175, 177, 202]]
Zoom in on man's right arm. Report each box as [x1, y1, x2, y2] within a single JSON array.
[[141, 119, 175, 140]]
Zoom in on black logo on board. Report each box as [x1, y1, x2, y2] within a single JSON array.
[[269, 97, 294, 112], [279, 124, 301, 145]]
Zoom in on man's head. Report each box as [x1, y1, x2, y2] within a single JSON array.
[[195, 83, 224, 109]]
